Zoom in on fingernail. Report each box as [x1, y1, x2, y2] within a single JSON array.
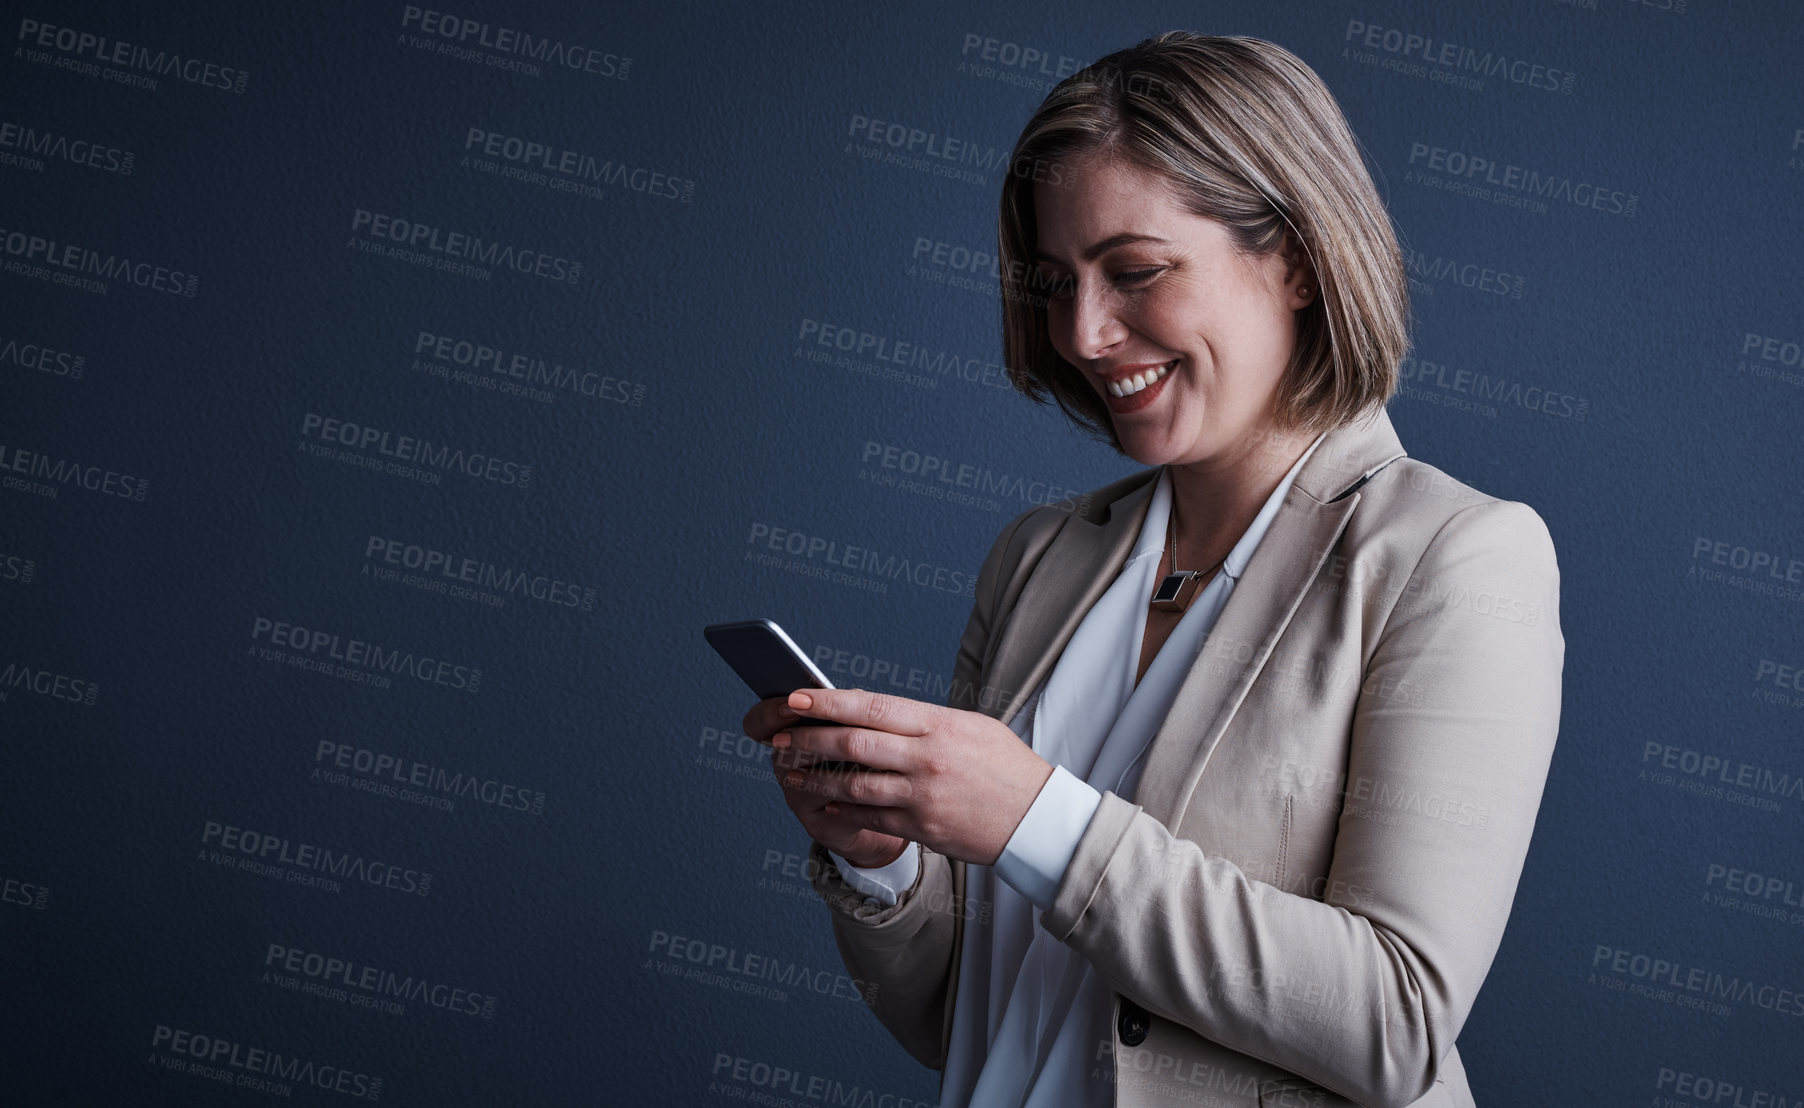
[[777, 704, 797, 718], [784, 770, 805, 786], [772, 731, 791, 749], [789, 691, 813, 710]]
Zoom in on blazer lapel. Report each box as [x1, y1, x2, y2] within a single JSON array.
[[1136, 408, 1406, 828], [985, 470, 1158, 728], [1129, 490, 1358, 827], [980, 407, 1408, 829]]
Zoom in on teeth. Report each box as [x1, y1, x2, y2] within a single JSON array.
[[1109, 361, 1174, 398]]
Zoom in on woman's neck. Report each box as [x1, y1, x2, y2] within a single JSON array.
[[1163, 426, 1318, 560]]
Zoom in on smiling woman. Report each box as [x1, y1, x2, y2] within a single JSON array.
[[742, 30, 1563, 1108], [999, 38, 1410, 451]]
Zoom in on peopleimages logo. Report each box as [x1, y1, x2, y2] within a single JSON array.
[[202, 819, 433, 897], [1740, 331, 1804, 388], [250, 614, 483, 693], [412, 330, 644, 405], [299, 412, 532, 489], [264, 942, 499, 1019], [958, 32, 1082, 79], [744, 522, 977, 598], [364, 535, 596, 612], [0, 441, 149, 502], [0, 335, 85, 379], [349, 208, 582, 285], [150, 1024, 381, 1100], [315, 740, 547, 816], [1397, 353, 1587, 423], [16, 18, 250, 93], [1591, 945, 1804, 1018], [1343, 19, 1575, 94], [463, 127, 694, 203], [1655, 1068, 1793, 1108], [2, 875, 49, 909], [0, 659, 97, 706], [399, 5, 630, 80], [845, 113, 1016, 176], [858, 440, 1093, 513], [1402, 248, 1524, 299], [1405, 142, 1639, 217], [0, 118, 135, 174], [1, 550, 38, 585], [0, 224, 198, 295], [795, 317, 1016, 391]]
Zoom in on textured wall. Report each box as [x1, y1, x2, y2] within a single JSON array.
[[5, 0, 1802, 1103]]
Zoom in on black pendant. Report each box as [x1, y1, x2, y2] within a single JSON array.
[[1150, 570, 1206, 612]]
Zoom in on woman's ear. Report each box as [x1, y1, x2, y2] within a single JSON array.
[[1280, 229, 1317, 310]]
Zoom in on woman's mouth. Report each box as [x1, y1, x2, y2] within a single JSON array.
[[1106, 360, 1176, 398], [1104, 359, 1177, 412]]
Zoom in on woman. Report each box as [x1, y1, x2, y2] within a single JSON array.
[[743, 32, 1563, 1108]]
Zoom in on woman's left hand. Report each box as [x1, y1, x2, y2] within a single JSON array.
[[772, 687, 1055, 866]]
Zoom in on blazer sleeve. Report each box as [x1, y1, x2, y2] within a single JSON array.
[[803, 503, 1039, 1069], [1039, 498, 1565, 1108]]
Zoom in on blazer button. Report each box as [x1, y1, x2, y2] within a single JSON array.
[[1117, 1000, 1149, 1046]]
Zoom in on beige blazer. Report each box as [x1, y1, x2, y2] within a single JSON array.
[[806, 405, 1564, 1108]]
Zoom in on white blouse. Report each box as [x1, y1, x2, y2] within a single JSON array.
[[830, 434, 1325, 1106]]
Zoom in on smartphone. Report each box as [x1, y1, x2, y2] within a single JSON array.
[[703, 618, 873, 773]]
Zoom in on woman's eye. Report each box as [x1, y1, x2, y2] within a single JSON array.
[[1114, 268, 1162, 286], [1037, 268, 1161, 301]]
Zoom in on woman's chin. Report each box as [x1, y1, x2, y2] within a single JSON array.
[[1116, 437, 1183, 468], [1111, 418, 1188, 467]]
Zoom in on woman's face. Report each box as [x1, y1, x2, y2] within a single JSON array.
[[1031, 153, 1314, 470]]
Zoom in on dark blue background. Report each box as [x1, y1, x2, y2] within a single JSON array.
[[5, 0, 1802, 1103]]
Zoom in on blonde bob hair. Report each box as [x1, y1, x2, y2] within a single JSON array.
[[998, 31, 1410, 449]]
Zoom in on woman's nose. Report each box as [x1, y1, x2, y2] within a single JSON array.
[[1063, 281, 1128, 361]]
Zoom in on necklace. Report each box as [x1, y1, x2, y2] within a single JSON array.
[[1150, 488, 1225, 612]]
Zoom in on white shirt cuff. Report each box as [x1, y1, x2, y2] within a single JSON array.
[[994, 765, 1104, 913], [827, 842, 921, 908]]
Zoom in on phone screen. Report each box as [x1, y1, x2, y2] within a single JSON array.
[[704, 619, 875, 773]]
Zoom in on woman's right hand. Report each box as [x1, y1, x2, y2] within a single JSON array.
[[742, 694, 910, 869]]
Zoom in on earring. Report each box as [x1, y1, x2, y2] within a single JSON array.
[[1298, 285, 1311, 298]]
